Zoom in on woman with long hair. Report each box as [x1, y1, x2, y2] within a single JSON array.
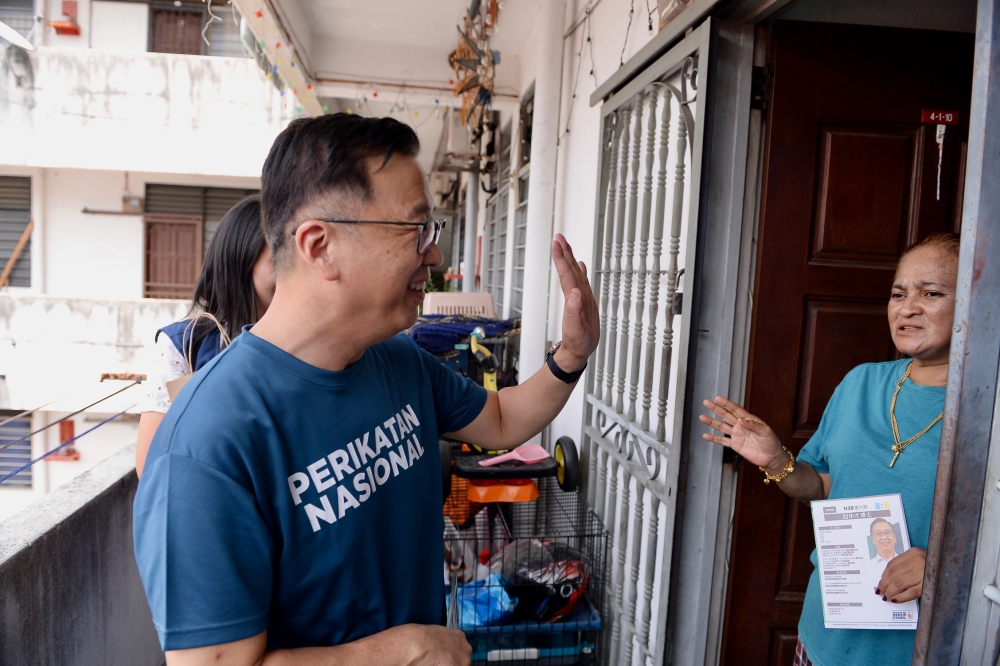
[[136, 195, 273, 477]]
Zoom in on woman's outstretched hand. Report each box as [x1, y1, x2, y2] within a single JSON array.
[[699, 396, 787, 472]]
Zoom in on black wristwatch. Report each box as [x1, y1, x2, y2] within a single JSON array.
[[545, 342, 587, 384]]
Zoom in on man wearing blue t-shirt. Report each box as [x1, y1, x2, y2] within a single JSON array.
[[133, 113, 600, 666]]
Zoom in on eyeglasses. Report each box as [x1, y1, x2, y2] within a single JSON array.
[[295, 218, 446, 255], [872, 530, 895, 538]]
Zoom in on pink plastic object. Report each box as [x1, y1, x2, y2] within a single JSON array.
[[478, 444, 550, 467]]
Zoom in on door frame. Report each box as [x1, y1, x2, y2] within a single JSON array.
[[590, 0, 1000, 664], [591, 0, 1000, 662]]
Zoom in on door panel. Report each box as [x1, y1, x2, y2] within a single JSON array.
[[812, 124, 918, 266], [720, 21, 973, 664], [795, 300, 895, 433]]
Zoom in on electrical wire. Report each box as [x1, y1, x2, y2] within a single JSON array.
[[201, 0, 222, 47], [0, 405, 137, 485], [0, 381, 142, 455], [620, 0, 635, 67], [560, 9, 599, 142], [0, 382, 108, 431]]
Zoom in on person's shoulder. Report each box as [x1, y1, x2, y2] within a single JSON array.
[[160, 337, 259, 430], [155, 319, 191, 350]]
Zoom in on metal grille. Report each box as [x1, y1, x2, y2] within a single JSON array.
[[444, 479, 609, 665], [205, 10, 247, 58], [484, 198, 498, 297], [0, 6, 33, 38], [510, 173, 529, 318], [203, 187, 256, 253], [0, 176, 31, 288], [493, 187, 508, 315], [582, 24, 708, 666], [0, 415, 32, 488]]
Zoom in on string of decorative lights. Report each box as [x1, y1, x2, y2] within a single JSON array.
[[620, 0, 635, 66], [560, 7, 599, 142]]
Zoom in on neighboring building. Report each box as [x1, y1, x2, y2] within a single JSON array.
[[0, 0, 294, 520]]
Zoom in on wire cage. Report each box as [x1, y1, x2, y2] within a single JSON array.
[[444, 478, 609, 666]]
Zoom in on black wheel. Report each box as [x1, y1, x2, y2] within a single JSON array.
[[440, 439, 452, 499], [554, 436, 580, 492]]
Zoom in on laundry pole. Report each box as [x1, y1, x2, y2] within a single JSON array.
[[462, 171, 479, 294], [519, 0, 566, 377]]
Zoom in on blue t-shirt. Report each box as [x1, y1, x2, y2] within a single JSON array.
[[133, 330, 488, 651], [796, 359, 945, 666]]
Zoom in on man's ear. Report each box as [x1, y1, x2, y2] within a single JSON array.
[[293, 220, 340, 282]]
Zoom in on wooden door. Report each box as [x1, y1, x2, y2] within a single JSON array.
[[144, 214, 203, 299], [720, 22, 973, 665]]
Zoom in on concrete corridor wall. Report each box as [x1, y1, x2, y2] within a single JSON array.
[[0, 445, 163, 665]]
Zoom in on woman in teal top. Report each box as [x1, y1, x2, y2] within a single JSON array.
[[700, 232, 959, 666]]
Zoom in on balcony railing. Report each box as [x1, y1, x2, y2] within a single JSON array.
[[0, 444, 163, 665]]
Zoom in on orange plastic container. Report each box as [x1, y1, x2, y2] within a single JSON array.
[[466, 478, 539, 503]]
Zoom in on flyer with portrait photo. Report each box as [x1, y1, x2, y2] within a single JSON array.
[[809, 493, 918, 630]]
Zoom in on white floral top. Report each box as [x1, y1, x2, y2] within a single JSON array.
[[141, 334, 190, 414]]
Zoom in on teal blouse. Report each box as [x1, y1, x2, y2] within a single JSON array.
[[796, 359, 945, 666]]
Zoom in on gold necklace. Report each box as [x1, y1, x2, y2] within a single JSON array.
[[889, 363, 944, 468]]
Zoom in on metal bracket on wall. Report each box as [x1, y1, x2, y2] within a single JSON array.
[[750, 66, 771, 110]]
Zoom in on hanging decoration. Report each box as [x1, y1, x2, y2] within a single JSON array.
[[448, 0, 502, 126]]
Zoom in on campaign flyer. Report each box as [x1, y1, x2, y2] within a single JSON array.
[[809, 493, 918, 630]]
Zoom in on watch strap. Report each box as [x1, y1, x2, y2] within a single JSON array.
[[545, 349, 586, 384]]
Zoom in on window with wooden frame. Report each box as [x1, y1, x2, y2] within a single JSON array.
[[143, 184, 257, 299], [0, 176, 32, 288], [149, 4, 204, 55], [148, 1, 246, 57]]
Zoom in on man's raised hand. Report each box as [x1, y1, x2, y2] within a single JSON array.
[[551, 234, 599, 372]]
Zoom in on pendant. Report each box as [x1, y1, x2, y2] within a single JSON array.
[[890, 443, 902, 468]]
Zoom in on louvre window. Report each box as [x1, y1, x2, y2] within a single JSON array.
[[148, 2, 246, 57], [0, 0, 34, 39], [483, 122, 511, 315], [0, 176, 31, 288], [143, 184, 257, 299], [0, 413, 32, 489], [510, 173, 529, 317]]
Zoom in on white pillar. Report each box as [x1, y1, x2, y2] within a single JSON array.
[[462, 172, 479, 294], [519, 0, 566, 374]]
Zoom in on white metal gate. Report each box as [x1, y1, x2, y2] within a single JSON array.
[[582, 21, 711, 666]]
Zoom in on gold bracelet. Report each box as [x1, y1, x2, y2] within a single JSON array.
[[759, 447, 795, 484]]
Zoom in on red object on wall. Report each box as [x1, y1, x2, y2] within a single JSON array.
[[47, 0, 81, 35], [49, 420, 80, 461], [61, 1, 77, 21], [921, 109, 960, 125]]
